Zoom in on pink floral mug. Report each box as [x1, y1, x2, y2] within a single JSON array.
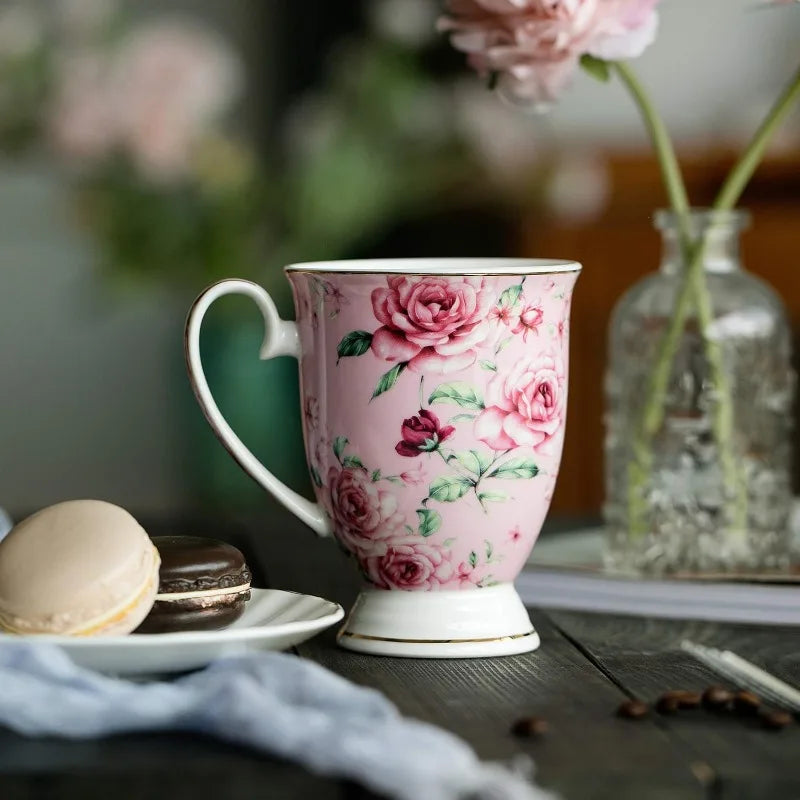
[[186, 259, 580, 657]]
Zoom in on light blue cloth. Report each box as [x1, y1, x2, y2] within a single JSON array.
[[0, 507, 11, 542], [0, 641, 552, 800]]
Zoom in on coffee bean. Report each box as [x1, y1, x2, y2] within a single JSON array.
[[511, 716, 549, 737], [656, 695, 680, 715], [617, 700, 649, 720], [733, 690, 761, 715], [761, 710, 793, 731], [702, 686, 733, 710], [662, 690, 702, 709]]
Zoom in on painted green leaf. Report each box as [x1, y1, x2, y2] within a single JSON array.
[[487, 456, 539, 480], [495, 337, 512, 355], [450, 449, 493, 477], [309, 465, 323, 488], [386, 476, 404, 485], [372, 362, 407, 400], [479, 360, 497, 372], [342, 455, 364, 469], [485, 539, 494, 560], [498, 284, 523, 309], [442, 537, 456, 548], [580, 54, 611, 83], [478, 491, 508, 503], [332, 436, 348, 462], [336, 330, 372, 361], [469, 550, 478, 568], [449, 413, 477, 424], [371, 469, 381, 482], [416, 508, 442, 537], [428, 475, 473, 503], [428, 382, 484, 411]]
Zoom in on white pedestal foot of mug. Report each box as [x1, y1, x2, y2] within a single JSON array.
[[336, 583, 540, 658]]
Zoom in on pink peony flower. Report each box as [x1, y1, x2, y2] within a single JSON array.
[[327, 466, 407, 555], [475, 353, 566, 452], [113, 21, 242, 179], [370, 276, 494, 374], [48, 18, 241, 181], [360, 540, 454, 590], [439, 0, 660, 106], [512, 302, 544, 340], [396, 409, 455, 457]]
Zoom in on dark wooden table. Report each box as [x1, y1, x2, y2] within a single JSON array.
[[2, 507, 799, 800]]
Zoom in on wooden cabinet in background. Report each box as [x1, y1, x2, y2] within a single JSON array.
[[519, 151, 800, 515]]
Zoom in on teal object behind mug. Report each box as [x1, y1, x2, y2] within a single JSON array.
[[183, 295, 312, 508]]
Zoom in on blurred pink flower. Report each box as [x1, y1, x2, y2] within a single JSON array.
[[113, 21, 242, 179], [439, 0, 660, 107], [49, 51, 117, 162], [49, 18, 242, 181]]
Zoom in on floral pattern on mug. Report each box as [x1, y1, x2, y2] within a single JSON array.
[[293, 268, 578, 591], [474, 353, 565, 454], [336, 275, 496, 398], [360, 540, 454, 590]]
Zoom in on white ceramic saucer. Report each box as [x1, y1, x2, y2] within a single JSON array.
[[0, 589, 344, 677]]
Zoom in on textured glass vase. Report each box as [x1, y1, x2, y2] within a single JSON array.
[[604, 210, 795, 575]]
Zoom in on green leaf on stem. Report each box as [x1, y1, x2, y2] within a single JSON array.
[[416, 508, 442, 537], [428, 382, 485, 410], [498, 284, 523, 308], [309, 466, 323, 488], [469, 550, 478, 568], [371, 469, 381, 482], [478, 491, 508, 503], [332, 436, 348, 462], [372, 363, 407, 399], [450, 413, 477, 423], [342, 455, 364, 469], [580, 54, 611, 83], [487, 456, 539, 480], [479, 360, 498, 372], [485, 539, 493, 560], [428, 475, 473, 503], [336, 330, 372, 362]]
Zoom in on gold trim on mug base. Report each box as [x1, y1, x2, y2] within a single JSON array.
[[337, 629, 537, 645]]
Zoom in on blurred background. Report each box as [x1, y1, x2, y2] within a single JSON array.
[[0, 0, 798, 521]]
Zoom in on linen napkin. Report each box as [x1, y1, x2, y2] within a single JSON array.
[[0, 641, 552, 800]]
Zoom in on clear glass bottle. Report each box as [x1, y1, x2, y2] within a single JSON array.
[[604, 210, 795, 575]]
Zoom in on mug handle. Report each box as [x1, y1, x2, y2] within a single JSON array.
[[184, 279, 332, 537]]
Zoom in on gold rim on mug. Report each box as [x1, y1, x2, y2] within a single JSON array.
[[284, 257, 582, 276]]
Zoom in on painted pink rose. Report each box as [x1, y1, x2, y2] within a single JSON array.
[[327, 466, 406, 555], [512, 303, 544, 340], [370, 276, 494, 374], [361, 540, 454, 590], [439, 0, 660, 106], [475, 353, 566, 453], [396, 409, 455, 457]]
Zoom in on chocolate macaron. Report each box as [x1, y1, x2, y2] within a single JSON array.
[[136, 536, 251, 634]]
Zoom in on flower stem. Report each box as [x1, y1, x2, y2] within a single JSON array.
[[612, 62, 693, 537], [621, 60, 800, 540], [613, 63, 691, 246]]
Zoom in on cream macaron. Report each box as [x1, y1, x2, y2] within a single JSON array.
[[0, 500, 160, 636]]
